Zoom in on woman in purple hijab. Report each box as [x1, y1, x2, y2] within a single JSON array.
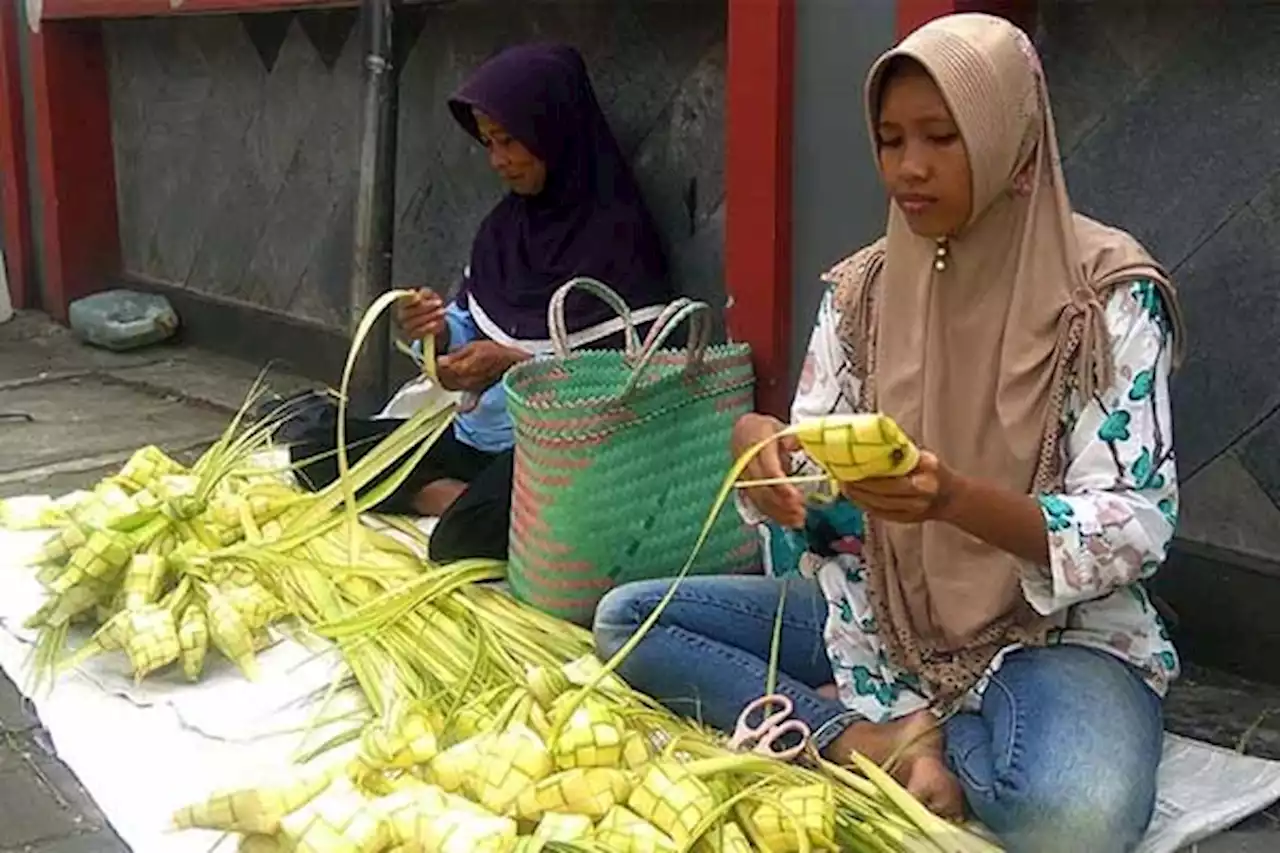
[[292, 43, 672, 562]]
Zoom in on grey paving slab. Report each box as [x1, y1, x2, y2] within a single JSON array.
[[0, 377, 227, 477], [0, 752, 95, 848], [15, 730, 109, 835], [1193, 831, 1280, 853], [107, 353, 316, 413], [0, 316, 168, 386], [0, 678, 36, 734], [1166, 665, 1280, 761], [11, 832, 132, 853]]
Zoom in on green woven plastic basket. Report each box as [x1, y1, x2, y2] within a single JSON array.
[[503, 278, 760, 624]]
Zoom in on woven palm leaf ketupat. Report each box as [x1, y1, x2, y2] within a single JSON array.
[[503, 279, 759, 624]]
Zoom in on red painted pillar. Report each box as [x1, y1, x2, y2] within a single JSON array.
[[0, 3, 32, 310], [29, 20, 120, 321], [724, 0, 795, 419]]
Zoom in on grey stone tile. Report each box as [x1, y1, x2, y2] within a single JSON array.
[[0, 460, 149, 501], [145, 21, 266, 287], [1036, 0, 1137, 157], [1249, 169, 1280, 227], [1180, 453, 1280, 561], [16, 830, 131, 853], [1093, 0, 1218, 84], [1166, 205, 1280, 474], [1193, 832, 1280, 853], [291, 191, 356, 329], [1165, 664, 1280, 761], [0, 756, 91, 848], [13, 731, 108, 833], [1240, 409, 1280, 513], [241, 24, 330, 198], [0, 377, 228, 476], [104, 8, 729, 335], [631, 41, 727, 258], [106, 353, 314, 413], [1061, 3, 1280, 270], [183, 162, 274, 300], [0, 677, 36, 734], [668, 202, 728, 340], [0, 335, 165, 386]]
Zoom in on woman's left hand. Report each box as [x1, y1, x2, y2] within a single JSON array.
[[840, 451, 959, 525], [437, 341, 528, 392]]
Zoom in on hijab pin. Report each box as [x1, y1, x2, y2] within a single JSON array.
[[933, 238, 950, 273]]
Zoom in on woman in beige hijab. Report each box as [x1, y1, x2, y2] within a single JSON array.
[[595, 12, 1182, 852]]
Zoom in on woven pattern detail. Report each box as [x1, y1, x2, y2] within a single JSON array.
[[550, 699, 626, 770], [515, 767, 632, 821], [749, 783, 837, 850], [627, 763, 715, 845], [503, 321, 759, 623]]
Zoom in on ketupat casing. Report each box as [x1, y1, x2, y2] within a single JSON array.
[[793, 413, 920, 483]]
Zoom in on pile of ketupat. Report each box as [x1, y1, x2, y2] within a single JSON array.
[[0, 287, 1001, 852], [0, 358, 459, 688], [2, 399, 306, 685], [169, 563, 998, 853], [156, 403, 999, 849]]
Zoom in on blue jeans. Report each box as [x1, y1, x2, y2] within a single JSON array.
[[594, 575, 854, 749], [593, 576, 1164, 853]]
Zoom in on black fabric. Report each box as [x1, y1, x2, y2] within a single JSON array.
[[289, 418, 514, 560], [289, 418, 495, 515], [263, 390, 340, 446], [428, 450, 515, 563]]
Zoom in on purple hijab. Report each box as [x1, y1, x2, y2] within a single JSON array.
[[449, 44, 671, 341]]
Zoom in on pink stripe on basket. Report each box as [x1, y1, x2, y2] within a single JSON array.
[[520, 450, 593, 471], [509, 541, 600, 579], [520, 587, 611, 614], [525, 411, 635, 434], [715, 389, 754, 414], [514, 563, 609, 591]]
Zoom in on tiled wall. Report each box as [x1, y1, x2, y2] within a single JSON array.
[[104, 0, 727, 332], [1037, 0, 1280, 561]]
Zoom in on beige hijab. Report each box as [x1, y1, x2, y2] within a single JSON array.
[[825, 14, 1185, 700]]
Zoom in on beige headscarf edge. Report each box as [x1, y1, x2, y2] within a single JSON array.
[[824, 14, 1185, 701]]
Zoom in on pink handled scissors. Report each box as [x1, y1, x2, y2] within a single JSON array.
[[728, 694, 812, 761]]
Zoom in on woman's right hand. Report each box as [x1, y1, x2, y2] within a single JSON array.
[[396, 288, 447, 340], [733, 413, 806, 529]]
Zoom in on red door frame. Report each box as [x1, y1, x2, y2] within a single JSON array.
[[725, 0, 795, 418], [0, 2, 31, 310], [29, 22, 120, 321]]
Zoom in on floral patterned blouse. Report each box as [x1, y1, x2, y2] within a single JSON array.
[[741, 280, 1179, 722]]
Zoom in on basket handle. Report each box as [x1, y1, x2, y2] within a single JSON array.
[[618, 299, 713, 399], [638, 297, 696, 353], [548, 277, 643, 359]]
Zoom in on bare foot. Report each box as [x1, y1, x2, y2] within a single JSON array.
[[888, 712, 964, 819], [821, 709, 965, 819], [411, 479, 467, 516], [901, 751, 965, 819]]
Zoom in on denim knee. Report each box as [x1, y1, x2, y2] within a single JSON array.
[[985, 774, 1153, 853], [592, 581, 661, 661], [946, 647, 1161, 853]]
